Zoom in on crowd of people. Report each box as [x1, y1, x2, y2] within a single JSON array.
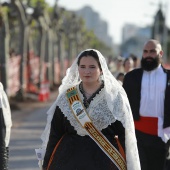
[[0, 38, 170, 170], [109, 53, 140, 85]]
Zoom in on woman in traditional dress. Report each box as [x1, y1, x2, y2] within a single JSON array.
[[41, 49, 140, 170]]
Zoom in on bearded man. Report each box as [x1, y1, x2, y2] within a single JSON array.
[[123, 39, 170, 170]]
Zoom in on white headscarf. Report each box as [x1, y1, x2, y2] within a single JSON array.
[[0, 83, 12, 147], [41, 49, 141, 170]]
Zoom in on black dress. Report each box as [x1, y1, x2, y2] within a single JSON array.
[[43, 86, 125, 170]]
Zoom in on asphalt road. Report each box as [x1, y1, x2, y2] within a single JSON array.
[[9, 107, 48, 170], [8, 92, 57, 170]]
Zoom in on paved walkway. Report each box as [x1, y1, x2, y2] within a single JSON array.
[[10, 90, 58, 122], [8, 90, 58, 170]]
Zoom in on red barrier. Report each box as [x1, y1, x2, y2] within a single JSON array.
[[7, 55, 21, 97], [26, 51, 40, 94], [38, 81, 50, 102]]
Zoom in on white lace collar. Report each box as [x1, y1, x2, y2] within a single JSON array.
[[57, 85, 116, 136]]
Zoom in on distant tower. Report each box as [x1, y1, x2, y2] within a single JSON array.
[[152, 3, 170, 62], [151, 3, 165, 44]]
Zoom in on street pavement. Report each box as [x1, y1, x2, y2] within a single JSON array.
[[8, 90, 58, 170]]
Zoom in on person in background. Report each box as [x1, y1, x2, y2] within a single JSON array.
[[41, 49, 140, 170], [112, 56, 124, 78], [123, 39, 170, 170], [129, 54, 140, 68], [0, 82, 12, 170], [116, 72, 125, 85], [123, 57, 134, 74]]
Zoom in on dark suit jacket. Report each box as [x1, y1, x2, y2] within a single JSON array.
[[123, 66, 170, 128]]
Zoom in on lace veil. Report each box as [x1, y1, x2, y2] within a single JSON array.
[[41, 49, 141, 170], [0, 83, 12, 147]]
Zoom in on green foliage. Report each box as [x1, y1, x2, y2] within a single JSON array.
[[1, 0, 114, 60], [0, 6, 10, 27], [0, 6, 9, 19], [28, 0, 47, 8]]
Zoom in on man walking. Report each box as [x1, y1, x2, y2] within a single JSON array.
[[123, 39, 170, 170]]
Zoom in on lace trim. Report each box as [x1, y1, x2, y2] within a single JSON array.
[[57, 85, 116, 136], [79, 81, 104, 108], [0, 83, 12, 147]]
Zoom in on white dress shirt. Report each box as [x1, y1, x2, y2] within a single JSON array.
[[140, 65, 170, 142]]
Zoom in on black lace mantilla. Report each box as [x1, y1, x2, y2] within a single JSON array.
[[79, 81, 104, 108]]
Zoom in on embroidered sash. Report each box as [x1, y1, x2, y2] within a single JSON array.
[[66, 87, 127, 170]]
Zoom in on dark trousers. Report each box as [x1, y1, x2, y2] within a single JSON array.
[[136, 130, 169, 170], [165, 141, 170, 170]]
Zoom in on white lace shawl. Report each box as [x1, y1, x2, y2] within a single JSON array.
[[41, 49, 141, 170], [0, 83, 12, 147], [58, 86, 116, 135]]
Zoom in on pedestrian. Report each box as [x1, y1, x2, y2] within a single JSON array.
[[123, 57, 134, 74], [112, 56, 124, 78], [129, 54, 140, 68], [41, 49, 140, 170], [116, 72, 125, 85], [0, 82, 12, 170], [123, 39, 170, 170]]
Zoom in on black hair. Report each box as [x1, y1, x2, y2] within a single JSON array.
[[77, 50, 102, 70], [130, 54, 137, 61], [116, 72, 124, 79], [123, 57, 133, 67]]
